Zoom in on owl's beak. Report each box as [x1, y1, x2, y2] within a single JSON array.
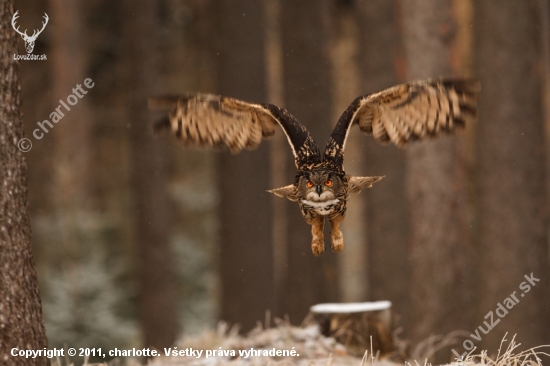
[[316, 185, 322, 195]]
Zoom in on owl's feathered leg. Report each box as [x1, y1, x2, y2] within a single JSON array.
[[305, 215, 325, 256], [328, 214, 344, 252]]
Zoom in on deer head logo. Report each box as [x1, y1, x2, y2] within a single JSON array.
[[12, 11, 49, 54]]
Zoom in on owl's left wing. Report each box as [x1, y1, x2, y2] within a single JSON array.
[[149, 94, 322, 169], [323, 79, 480, 167]]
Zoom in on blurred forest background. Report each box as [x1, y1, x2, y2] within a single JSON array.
[[9, 0, 550, 363]]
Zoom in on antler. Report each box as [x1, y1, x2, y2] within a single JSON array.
[[29, 13, 49, 40], [11, 10, 29, 38]]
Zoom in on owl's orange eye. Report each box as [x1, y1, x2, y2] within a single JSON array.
[[306, 181, 314, 188], [325, 180, 333, 187]]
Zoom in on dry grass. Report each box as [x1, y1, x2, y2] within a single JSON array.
[[145, 320, 399, 366], [54, 325, 548, 366], [440, 334, 550, 366]]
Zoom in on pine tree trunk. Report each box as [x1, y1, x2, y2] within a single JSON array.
[[0, 1, 50, 365], [49, 0, 93, 212], [356, 0, 411, 331], [214, 0, 276, 332], [401, 0, 472, 354], [122, 0, 179, 349], [330, 1, 368, 302], [475, 0, 550, 351], [48, 0, 98, 335], [280, 0, 340, 323], [265, 0, 287, 319]]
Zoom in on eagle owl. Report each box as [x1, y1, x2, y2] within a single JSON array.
[[150, 79, 479, 256]]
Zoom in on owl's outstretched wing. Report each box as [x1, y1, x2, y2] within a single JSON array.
[[347, 176, 385, 194], [323, 79, 480, 167], [149, 94, 321, 169]]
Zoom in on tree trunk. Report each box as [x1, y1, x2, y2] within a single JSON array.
[[330, 1, 368, 303], [0, 1, 50, 365], [265, 0, 287, 319], [356, 0, 411, 332], [214, 0, 276, 332], [401, 0, 472, 356], [122, 0, 179, 349], [475, 0, 550, 352], [48, 0, 96, 263], [280, 0, 340, 324], [47, 1, 101, 349]]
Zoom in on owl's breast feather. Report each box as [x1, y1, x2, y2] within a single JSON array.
[[300, 198, 340, 216]]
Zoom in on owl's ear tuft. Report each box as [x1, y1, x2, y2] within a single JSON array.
[[348, 176, 385, 194], [267, 184, 298, 201]]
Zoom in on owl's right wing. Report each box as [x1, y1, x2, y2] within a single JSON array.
[[149, 93, 321, 169]]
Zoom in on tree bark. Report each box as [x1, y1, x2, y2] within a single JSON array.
[[47, 1, 99, 345], [49, 0, 93, 208], [48, 0, 96, 262], [265, 0, 287, 319], [330, 1, 368, 303], [401, 0, 472, 354], [475, 0, 550, 351], [214, 0, 276, 332], [280, 0, 340, 323], [122, 0, 179, 349], [0, 1, 50, 365], [355, 0, 411, 331]]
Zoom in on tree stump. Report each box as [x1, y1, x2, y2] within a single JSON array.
[[306, 301, 393, 357]]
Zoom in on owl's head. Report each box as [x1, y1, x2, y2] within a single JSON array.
[[297, 170, 345, 202]]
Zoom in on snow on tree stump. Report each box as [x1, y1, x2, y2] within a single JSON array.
[[306, 301, 393, 357]]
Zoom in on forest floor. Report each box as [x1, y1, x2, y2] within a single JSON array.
[[72, 322, 548, 366]]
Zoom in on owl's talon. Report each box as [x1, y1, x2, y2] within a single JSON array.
[[331, 231, 344, 252], [307, 215, 325, 256], [311, 237, 325, 256], [329, 215, 344, 253]]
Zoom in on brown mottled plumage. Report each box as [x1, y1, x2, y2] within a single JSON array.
[[150, 78, 480, 256]]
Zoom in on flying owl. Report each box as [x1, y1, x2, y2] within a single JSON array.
[[149, 79, 479, 256]]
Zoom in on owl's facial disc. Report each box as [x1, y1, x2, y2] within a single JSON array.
[[300, 171, 339, 202]]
